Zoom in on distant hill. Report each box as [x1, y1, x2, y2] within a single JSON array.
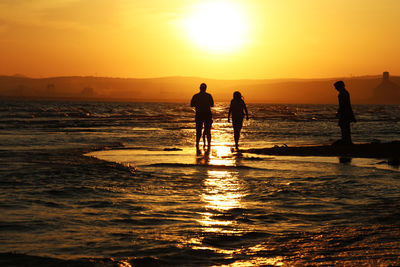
[[0, 73, 399, 104]]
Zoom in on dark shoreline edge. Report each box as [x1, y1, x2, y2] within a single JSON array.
[[243, 141, 400, 161]]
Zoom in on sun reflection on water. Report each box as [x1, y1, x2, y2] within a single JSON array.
[[195, 143, 246, 233], [192, 163, 285, 266], [203, 170, 241, 211], [192, 143, 243, 233], [214, 256, 284, 267], [188, 144, 286, 265], [198, 169, 243, 232], [196, 144, 242, 167]]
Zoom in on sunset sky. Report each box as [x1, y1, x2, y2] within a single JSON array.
[[1, 0, 399, 79]]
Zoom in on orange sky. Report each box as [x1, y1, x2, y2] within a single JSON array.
[[0, 0, 399, 79]]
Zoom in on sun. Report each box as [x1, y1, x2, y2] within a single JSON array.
[[184, 1, 249, 53]]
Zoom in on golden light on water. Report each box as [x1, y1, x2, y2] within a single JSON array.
[[116, 260, 132, 267], [203, 170, 241, 211], [196, 132, 244, 229], [189, 168, 244, 253], [216, 256, 284, 267], [198, 168, 243, 234], [193, 165, 285, 266], [208, 146, 235, 166]]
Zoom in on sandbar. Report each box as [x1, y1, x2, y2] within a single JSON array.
[[244, 141, 400, 160]]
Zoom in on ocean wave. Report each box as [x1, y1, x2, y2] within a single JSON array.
[[2, 101, 400, 266], [0, 253, 127, 267], [146, 163, 267, 171], [111, 218, 182, 226]]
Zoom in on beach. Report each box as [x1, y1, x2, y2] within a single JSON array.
[[1, 100, 400, 266]]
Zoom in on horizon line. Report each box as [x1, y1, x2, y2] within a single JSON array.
[[0, 73, 392, 81]]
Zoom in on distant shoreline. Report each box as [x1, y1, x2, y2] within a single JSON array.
[[1, 73, 400, 104], [3, 96, 400, 105]]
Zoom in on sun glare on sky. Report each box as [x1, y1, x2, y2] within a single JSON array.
[[2, 1, 400, 79], [184, 1, 249, 53]]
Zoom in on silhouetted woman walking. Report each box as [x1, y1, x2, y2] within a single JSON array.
[[228, 91, 249, 151]]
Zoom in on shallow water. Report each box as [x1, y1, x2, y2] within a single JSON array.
[[1, 100, 400, 266]]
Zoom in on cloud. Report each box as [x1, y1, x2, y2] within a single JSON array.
[[0, 0, 105, 31], [0, 0, 188, 33], [40, 0, 121, 28]]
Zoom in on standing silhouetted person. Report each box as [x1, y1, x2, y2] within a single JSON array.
[[228, 91, 249, 151], [334, 81, 356, 145], [191, 83, 214, 153]]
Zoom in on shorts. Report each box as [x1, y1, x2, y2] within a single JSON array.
[[195, 112, 212, 129]]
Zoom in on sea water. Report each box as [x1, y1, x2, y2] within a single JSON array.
[[1, 100, 400, 266]]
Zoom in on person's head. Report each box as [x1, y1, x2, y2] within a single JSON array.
[[200, 83, 207, 92], [233, 91, 242, 100], [334, 81, 345, 91]]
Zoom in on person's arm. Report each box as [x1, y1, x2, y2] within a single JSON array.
[[243, 101, 249, 120], [190, 95, 196, 107], [337, 94, 342, 118], [210, 94, 214, 107], [346, 92, 356, 122]]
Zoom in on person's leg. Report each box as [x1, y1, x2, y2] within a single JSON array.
[[344, 122, 352, 144], [233, 119, 243, 150], [204, 119, 212, 150], [203, 129, 207, 149], [340, 122, 352, 144], [234, 128, 239, 149], [196, 120, 203, 150]]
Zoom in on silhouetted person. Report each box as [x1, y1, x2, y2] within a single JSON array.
[[334, 81, 356, 145], [228, 91, 249, 151], [191, 83, 214, 153]]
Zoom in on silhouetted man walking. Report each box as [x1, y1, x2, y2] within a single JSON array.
[[334, 81, 356, 145], [191, 83, 214, 153]]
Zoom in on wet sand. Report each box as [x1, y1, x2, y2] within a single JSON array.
[[244, 141, 400, 161]]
